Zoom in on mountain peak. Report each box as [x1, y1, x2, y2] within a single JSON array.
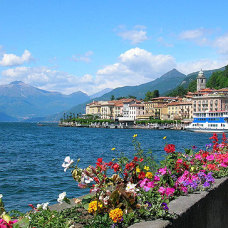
[[10, 81, 25, 85]]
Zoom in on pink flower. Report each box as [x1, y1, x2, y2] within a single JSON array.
[[206, 155, 215, 161], [181, 186, 188, 193], [158, 187, 166, 194], [221, 163, 227, 168], [195, 154, 202, 160], [218, 143, 225, 148], [166, 187, 175, 196], [154, 176, 160, 181], [176, 159, 183, 164], [158, 167, 167, 175]]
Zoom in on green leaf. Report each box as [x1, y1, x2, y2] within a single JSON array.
[[83, 203, 89, 210]]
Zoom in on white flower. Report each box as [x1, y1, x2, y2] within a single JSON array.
[[80, 173, 93, 184], [36, 204, 42, 209], [42, 202, 49, 210], [36, 202, 49, 210], [62, 156, 74, 172], [0, 194, 3, 199], [57, 192, 66, 204], [126, 182, 138, 193]]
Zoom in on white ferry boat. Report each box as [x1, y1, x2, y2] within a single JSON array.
[[185, 111, 228, 133]]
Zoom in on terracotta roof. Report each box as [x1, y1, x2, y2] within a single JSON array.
[[129, 104, 144, 107], [167, 102, 192, 106]]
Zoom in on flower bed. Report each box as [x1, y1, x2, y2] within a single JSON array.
[[0, 133, 227, 228]]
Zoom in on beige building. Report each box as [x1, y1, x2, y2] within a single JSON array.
[[144, 97, 178, 119], [192, 89, 228, 113], [86, 101, 103, 116], [168, 101, 193, 120]]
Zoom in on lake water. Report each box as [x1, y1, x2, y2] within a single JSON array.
[[0, 123, 215, 212]]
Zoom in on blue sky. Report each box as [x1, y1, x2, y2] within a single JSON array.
[[0, 0, 228, 95]]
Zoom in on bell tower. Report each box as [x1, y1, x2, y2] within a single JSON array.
[[197, 69, 206, 91]]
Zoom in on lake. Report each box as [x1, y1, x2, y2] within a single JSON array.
[[0, 122, 215, 212]]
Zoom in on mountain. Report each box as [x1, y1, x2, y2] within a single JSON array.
[[0, 112, 18, 122], [180, 67, 225, 88], [62, 69, 186, 117], [90, 88, 113, 99], [0, 81, 90, 120]]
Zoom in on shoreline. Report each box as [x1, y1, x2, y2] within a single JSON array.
[[58, 122, 186, 130]]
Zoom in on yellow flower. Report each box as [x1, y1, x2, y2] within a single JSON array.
[[190, 166, 195, 172], [145, 172, 153, 179], [144, 166, 150, 171], [112, 158, 115, 161], [163, 136, 167, 140], [136, 167, 141, 173], [133, 134, 138, 138], [88, 201, 103, 214], [111, 148, 116, 151], [109, 208, 123, 223]]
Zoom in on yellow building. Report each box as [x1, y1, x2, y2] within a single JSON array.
[[144, 97, 178, 119], [167, 101, 193, 120]]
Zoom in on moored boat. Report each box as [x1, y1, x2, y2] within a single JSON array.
[[185, 111, 228, 133]]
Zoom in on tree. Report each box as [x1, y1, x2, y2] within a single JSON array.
[[110, 95, 115, 100], [153, 90, 159, 98], [128, 95, 136, 99], [144, 90, 160, 101]]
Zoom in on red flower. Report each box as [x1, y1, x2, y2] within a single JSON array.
[[106, 162, 113, 166], [138, 171, 145, 179], [209, 133, 218, 143], [139, 158, 144, 162], [93, 177, 99, 183], [133, 156, 139, 161], [97, 158, 102, 163], [164, 144, 175, 153], [112, 163, 120, 172], [125, 162, 135, 170]]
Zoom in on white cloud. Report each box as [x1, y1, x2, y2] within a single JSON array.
[[157, 37, 173, 47], [177, 59, 228, 74], [1, 47, 227, 95], [0, 50, 32, 66], [96, 47, 176, 88], [179, 29, 205, 40], [116, 25, 148, 44], [179, 28, 210, 46], [214, 34, 228, 55], [72, 51, 93, 63]]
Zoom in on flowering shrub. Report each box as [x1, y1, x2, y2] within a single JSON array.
[[1, 133, 227, 227]]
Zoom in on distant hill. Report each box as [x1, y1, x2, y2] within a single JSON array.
[[0, 112, 18, 122], [180, 67, 225, 88], [0, 81, 90, 120], [60, 69, 186, 117], [165, 66, 226, 96], [90, 88, 113, 99]]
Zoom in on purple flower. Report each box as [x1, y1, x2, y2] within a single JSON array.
[[192, 145, 197, 150], [161, 202, 169, 211], [203, 182, 210, 188], [145, 201, 152, 207], [205, 143, 212, 148]]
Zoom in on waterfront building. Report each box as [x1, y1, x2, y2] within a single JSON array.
[[144, 97, 179, 119], [86, 101, 105, 117], [118, 99, 141, 122], [167, 101, 193, 120], [100, 101, 115, 119], [192, 89, 228, 112]]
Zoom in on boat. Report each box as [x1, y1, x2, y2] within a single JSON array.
[[185, 111, 228, 133]]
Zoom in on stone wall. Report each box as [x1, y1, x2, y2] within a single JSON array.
[[130, 177, 228, 228]]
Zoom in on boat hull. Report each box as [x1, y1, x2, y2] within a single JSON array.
[[185, 127, 228, 133]]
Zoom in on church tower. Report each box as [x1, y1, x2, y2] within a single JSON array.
[[197, 69, 206, 91]]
